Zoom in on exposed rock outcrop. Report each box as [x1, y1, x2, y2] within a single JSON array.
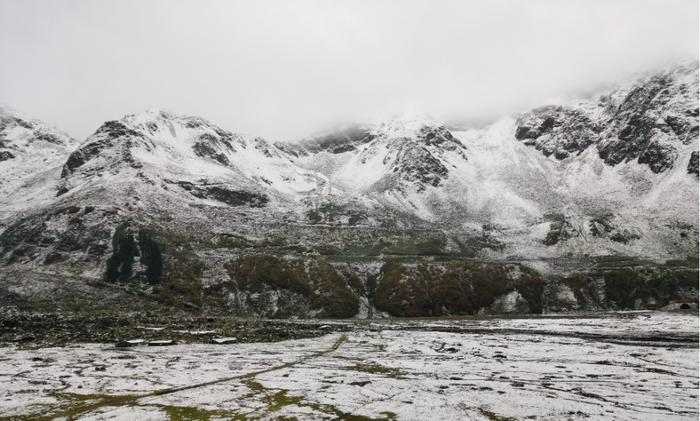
[[515, 106, 600, 159], [688, 151, 699, 176], [515, 63, 699, 174]]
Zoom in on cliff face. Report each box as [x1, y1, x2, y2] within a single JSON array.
[[515, 63, 698, 174]]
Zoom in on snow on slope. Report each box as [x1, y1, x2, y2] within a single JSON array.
[[57, 110, 325, 210], [278, 63, 698, 258], [0, 106, 77, 218], [0, 63, 697, 260]]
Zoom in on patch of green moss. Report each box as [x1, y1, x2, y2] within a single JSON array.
[[242, 369, 393, 421], [266, 390, 304, 413], [304, 402, 397, 421], [345, 363, 404, 377], [243, 378, 265, 394], [162, 404, 233, 420], [10, 392, 238, 421], [10, 392, 141, 421], [479, 408, 517, 421]]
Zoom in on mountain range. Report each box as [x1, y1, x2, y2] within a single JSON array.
[[0, 62, 698, 317]]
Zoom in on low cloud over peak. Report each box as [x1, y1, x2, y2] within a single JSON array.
[[0, 0, 697, 141]]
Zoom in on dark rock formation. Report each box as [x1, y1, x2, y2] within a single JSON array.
[[192, 135, 232, 166], [33, 131, 64, 145], [104, 225, 163, 283], [514, 106, 599, 159], [589, 213, 640, 244], [61, 121, 144, 178], [516, 65, 699, 173], [62, 138, 111, 177], [300, 126, 374, 154], [391, 144, 449, 190], [636, 141, 677, 173], [138, 230, 163, 283], [201, 186, 269, 207], [598, 71, 697, 173], [95, 120, 142, 139], [0, 207, 111, 268], [105, 224, 138, 282], [305, 202, 368, 226], [542, 213, 580, 246], [175, 181, 269, 207], [688, 151, 699, 176], [417, 125, 464, 150]]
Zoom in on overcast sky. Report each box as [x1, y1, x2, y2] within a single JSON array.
[[0, 0, 697, 141]]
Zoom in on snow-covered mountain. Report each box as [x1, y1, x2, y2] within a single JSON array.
[[0, 63, 697, 317], [55, 110, 324, 211], [0, 106, 77, 219]]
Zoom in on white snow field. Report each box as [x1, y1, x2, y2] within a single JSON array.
[[0, 312, 697, 420]]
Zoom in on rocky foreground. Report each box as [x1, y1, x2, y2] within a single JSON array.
[[0, 311, 697, 420]]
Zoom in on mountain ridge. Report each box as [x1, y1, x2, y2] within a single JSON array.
[[0, 63, 697, 317]]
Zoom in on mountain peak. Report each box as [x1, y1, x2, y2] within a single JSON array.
[[0, 107, 75, 149], [514, 61, 699, 172], [374, 113, 441, 139]]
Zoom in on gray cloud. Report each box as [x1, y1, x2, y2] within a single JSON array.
[[0, 0, 697, 141]]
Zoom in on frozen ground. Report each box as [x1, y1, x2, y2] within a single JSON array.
[[0, 312, 697, 420]]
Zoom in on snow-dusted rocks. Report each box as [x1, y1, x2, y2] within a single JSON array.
[[0, 106, 77, 217], [514, 62, 699, 174], [56, 110, 321, 208], [0, 63, 697, 317], [515, 105, 600, 159], [291, 118, 467, 195], [687, 151, 699, 175]]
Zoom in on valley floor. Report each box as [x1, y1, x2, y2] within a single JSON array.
[[0, 312, 698, 420]]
